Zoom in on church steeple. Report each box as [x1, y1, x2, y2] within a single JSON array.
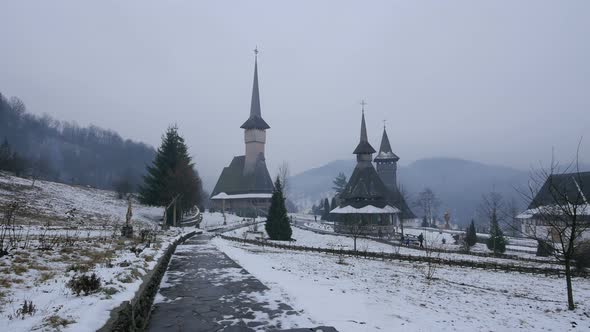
[[241, 49, 270, 130], [353, 102, 376, 156], [374, 125, 399, 162]]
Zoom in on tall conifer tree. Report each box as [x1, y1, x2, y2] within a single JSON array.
[[465, 219, 477, 247], [139, 126, 202, 219], [487, 210, 507, 254], [265, 177, 292, 240]]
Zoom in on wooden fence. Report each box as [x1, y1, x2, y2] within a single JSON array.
[[218, 234, 588, 277]]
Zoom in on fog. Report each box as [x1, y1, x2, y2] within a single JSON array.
[[1, 0, 588, 187]]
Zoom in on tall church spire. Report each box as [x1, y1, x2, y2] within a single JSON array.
[[374, 125, 399, 162], [353, 102, 376, 155], [241, 48, 270, 130]]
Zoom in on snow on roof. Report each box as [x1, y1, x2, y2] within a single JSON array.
[[517, 204, 590, 219], [330, 204, 400, 214], [211, 192, 273, 200]]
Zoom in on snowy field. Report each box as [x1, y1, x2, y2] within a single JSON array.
[[0, 173, 200, 331], [295, 215, 540, 258], [213, 237, 590, 332], [199, 211, 254, 231], [226, 226, 560, 269], [0, 172, 162, 227], [0, 228, 192, 332]]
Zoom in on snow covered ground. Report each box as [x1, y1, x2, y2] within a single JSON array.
[[213, 237, 590, 332], [0, 172, 162, 227], [0, 173, 200, 331], [0, 227, 193, 332], [199, 211, 253, 231], [226, 226, 560, 269]]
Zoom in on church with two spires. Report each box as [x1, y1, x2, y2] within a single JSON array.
[[211, 50, 415, 228]]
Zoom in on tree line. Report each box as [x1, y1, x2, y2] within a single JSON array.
[[0, 92, 155, 191]]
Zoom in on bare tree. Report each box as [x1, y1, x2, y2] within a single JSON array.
[[342, 215, 366, 252], [414, 188, 440, 226], [419, 234, 442, 282], [397, 185, 412, 237], [505, 197, 521, 237], [517, 146, 589, 310], [478, 191, 504, 228], [277, 161, 290, 197]]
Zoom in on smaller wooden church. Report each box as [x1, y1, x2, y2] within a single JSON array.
[[331, 108, 401, 235]]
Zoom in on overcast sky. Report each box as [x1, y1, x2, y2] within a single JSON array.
[[1, 1, 588, 187]]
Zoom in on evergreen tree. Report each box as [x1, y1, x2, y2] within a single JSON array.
[[421, 216, 429, 227], [321, 198, 330, 220], [330, 197, 337, 211], [332, 173, 347, 197], [465, 219, 477, 247], [330, 196, 339, 222], [139, 126, 202, 223], [265, 177, 292, 240], [487, 209, 507, 254]]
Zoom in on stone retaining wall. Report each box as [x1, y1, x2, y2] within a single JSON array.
[[98, 231, 198, 332]]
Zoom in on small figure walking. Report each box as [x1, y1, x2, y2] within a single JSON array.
[[418, 233, 424, 248]]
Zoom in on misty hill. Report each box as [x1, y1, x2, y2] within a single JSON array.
[[0, 92, 155, 190], [289, 157, 532, 226]]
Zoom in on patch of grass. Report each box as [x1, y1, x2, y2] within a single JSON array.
[[0, 277, 11, 288], [37, 271, 56, 283], [116, 267, 143, 283], [28, 262, 51, 271], [13, 264, 28, 275], [13, 255, 31, 264], [66, 263, 91, 273], [44, 315, 76, 329], [102, 287, 118, 296], [143, 254, 154, 262], [79, 248, 115, 267], [12, 277, 24, 284], [60, 247, 75, 254]]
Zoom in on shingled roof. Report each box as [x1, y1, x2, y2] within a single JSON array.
[[211, 155, 274, 197], [528, 172, 590, 209], [337, 111, 397, 212], [338, 162, 394, 209], [387, 187, 416, 219], [374, 127, 399, 162], [353, 111, 376, 155], [240, 56, 270, 130]]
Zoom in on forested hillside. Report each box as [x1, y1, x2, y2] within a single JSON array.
[[0, 92, 155, 190]]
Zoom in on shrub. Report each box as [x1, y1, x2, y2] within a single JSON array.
[[573, 240, 590, 270], [536, 240, 555, 257], [16, 300, 36, 319], [67, 273, 101, 296]]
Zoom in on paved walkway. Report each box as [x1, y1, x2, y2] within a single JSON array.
[[148, 234, 336, 332]]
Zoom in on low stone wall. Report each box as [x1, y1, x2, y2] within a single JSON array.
[[98, 230, 199, 332]]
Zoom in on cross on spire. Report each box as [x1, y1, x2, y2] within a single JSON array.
[[360, 99, 367, 112], [254, 46, 259, 57]]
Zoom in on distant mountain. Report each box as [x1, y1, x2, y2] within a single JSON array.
[[289, 157, 532, 226]]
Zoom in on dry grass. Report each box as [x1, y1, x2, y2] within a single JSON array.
[[78, 247, 115, 267], [0, 276, 12, 288], [44, 315, 76, 330], [116, 267, 143, 284], [37, 271, 56, 283], [12, 255, 31, 264], [13, 264, 28, 275]]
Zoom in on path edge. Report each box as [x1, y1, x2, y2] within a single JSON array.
[[97, 230, 200, 332]]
